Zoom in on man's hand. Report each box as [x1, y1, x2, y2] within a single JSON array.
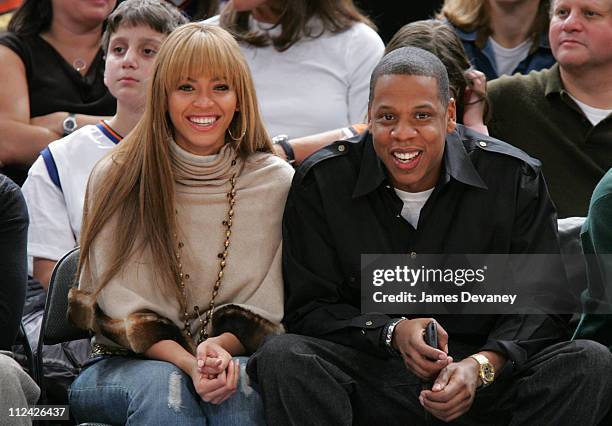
[[419, 358, 479, 422], [392, 318, 452, 380], [462, 68, 489, 135], [191, 358, 240, 404]]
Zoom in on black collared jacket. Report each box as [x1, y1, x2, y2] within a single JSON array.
[[282, 124, 570, 368]]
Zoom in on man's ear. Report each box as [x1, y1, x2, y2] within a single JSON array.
[[367, 106, 372, 131], [446, 98, 457, 133]]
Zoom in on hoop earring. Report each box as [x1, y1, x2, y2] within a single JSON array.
[[227, 126, 246, 141]]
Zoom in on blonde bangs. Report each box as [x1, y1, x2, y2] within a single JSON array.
[[151, 22, 272, 156], [158, 23, 243, 99]]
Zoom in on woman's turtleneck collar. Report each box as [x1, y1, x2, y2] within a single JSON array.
[[170, 139, 241, 188]]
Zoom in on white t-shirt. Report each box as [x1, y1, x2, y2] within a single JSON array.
[[568, 94, 612, 126], [489, 37, 532, 77], [22, 122, 121, 264], [207, 15, 384, 138], [394, 187, 435, 229]]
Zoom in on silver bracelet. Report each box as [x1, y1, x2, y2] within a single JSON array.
[[384, 317, 407, 356]]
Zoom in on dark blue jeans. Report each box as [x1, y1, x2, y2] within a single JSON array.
[[70, 356, 264, 425]]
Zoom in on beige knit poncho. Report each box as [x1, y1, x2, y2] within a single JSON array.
[[68, 141, 294, 355]]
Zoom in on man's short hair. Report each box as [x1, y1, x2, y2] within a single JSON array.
[[101, 0, 188, 53], [369, 46, 450, 107]]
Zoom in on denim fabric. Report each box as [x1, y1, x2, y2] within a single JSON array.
[[451, 26, 555, 80], [0, 353, 40, 426], [69, 356, 264, 426], [248, 334, 612, 426]]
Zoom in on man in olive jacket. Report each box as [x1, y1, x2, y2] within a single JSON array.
[[487, 0, 612, 217]]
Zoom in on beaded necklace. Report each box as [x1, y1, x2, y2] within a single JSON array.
[[175, 163, 237, 345]]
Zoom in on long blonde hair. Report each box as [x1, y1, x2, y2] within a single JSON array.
[[79, 23, 272, 306]]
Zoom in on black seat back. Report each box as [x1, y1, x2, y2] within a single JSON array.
[[40, 247, 88, 346]]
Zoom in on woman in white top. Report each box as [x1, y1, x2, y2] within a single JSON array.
[[215, 0, 384, 142]]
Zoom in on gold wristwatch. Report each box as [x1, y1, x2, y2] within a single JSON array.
[[469, 354, 495, 388]]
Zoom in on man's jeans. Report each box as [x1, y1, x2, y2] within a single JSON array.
[[248, 334, 612, 426], [69, 356, 264, 425]]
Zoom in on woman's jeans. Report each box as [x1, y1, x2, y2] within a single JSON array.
[[69, 356, 264, 425]]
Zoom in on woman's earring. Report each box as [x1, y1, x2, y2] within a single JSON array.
[[227, 126, 246, 141]]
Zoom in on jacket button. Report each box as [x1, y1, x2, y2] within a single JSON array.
[[365, 320, 373, 326], [479, 141, 487, 147], [338, 145, 346, 152]]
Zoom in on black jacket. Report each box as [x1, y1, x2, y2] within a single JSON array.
[[282, 125, 570, 368], [0, 174, 28, 349]]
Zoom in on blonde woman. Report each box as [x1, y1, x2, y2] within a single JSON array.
[[438, 0, 554, 80], [67, 23, 293, 425]]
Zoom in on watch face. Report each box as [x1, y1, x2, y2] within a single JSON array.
[[64, 117, 77, 133], [482, 364, 495, 383], [272, 135, 288, 144]]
